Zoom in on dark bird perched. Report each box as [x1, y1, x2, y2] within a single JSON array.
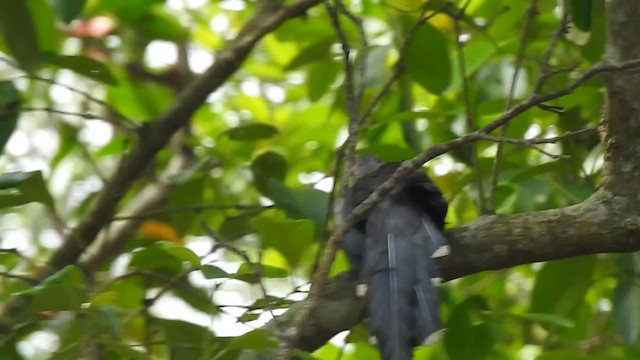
[[343, 155, 449, 360]]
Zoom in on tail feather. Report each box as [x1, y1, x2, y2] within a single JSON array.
[[413, 262, 444, 345], [420, 216, 449, 258], [362, 193, 447, 359], [365, 233, 414, 360]]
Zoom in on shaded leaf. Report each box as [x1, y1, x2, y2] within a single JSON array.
[[0, 171, 55, 211], [226, 123, 279, 141], [226, 329, 278, 352], [267, 179, 328, 233], [612, 254, 640, 344], [43, 54, 117, 85], [285, 37, 334, 70], [100, 336, 150, 360], [536, 350, 600, 360], [530, 256, 595, 317], [444, 296, 495, 360], [201, 264, 229, 279], [0, 81, 21, 154], [159, 319, 220, 359], [363, 46, 388, 87], [18, 266, 85, 312], [512, 312, 574, 328], [49, 0, 86, 23], [129, 242, 199, 273], [231, 263, 288, 283], [404, 22, 451, 94], [571, 0, 592, 32], [251, 151, 287, 197], [219, 209, 263, 239], [307, 60, 339, 101], [612, 279, 640, 344], [250, 216, 314, 269], [0, 1, 40, 71]]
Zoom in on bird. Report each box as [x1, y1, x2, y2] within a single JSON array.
[[343, 155, 449, 360]]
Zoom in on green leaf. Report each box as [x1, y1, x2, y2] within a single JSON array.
[[49, 0, 85, 23], [160, 319, 220, 359], [0, 1, 40, 71], [43, 54, 117, 85], [307, 60, 339, 101], [18, 266, 86, 312], [226, 329, 278, 352], [360, 144, 416, 162], [0, 81, 21, 154], [267, 179, 329, 234], [571, 0, 592, 32], [29, 0, 60, 53], [363, 46, 389, 88], [404, 22, 451, 94], [129, 243, 186, 274], [530, 256, 595, 317], [99, 335, 150, 360], [226, 123, 279, 141], [512, 312, 574, 328], [231, 263, 288, 283], [131, 9, 188, 41], [250, 216, 314, 269], [156, 177, 206, 235], [157, 242, 200, 267], [219, 209, 263, 239], [0, 171, 55, 211], [201, 264, 229, 279], [612, 279, 640, 344], [444, 296, 495, 360], [29, 284, 85, 312], [612, 254, 640, 344], [536, 350, 600, 360], [285, 37, 334, 70], [251, 151, 287, 197]]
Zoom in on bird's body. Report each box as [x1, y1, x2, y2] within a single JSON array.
[[344, 157, 448, 360]]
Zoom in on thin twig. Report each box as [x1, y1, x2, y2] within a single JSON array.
[[533, 13, 569, 94], [14, 75, 137, 130], [323, 0, 361, 191], [452, 1, 487, 212], [0, 272, 37, 284], [359, 1, 452, 126], [489, 0, 539, 213], [201, 223, 278, 321], [111, 204, 270, 221]]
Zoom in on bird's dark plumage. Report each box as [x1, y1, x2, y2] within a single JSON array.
[[343, 156, 448, 360]]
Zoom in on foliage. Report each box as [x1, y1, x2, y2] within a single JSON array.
[[0, 0, 636, 359]]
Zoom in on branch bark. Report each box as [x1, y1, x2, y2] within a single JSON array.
[[265, 187, 640, 354]]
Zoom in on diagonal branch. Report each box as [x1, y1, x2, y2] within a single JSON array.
[[39, 0, 323, 280]]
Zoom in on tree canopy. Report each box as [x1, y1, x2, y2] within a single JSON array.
[[1, 0, 640, 359]]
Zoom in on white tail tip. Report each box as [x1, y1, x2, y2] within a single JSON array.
[[422, 329, 446, 345], [432, 245, 450, 258], [431, 277, 443, 286], [356, 283, 368, 297]]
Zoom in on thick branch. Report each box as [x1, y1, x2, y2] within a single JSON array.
[[602, 0, 640, 193], [268, 188, 640, 354]]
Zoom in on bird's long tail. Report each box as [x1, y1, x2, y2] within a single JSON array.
[[365, 213, 446, 360]]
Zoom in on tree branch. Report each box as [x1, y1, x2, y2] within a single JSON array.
[[265, 187, 640, 354], [39, 0, 323, 280]]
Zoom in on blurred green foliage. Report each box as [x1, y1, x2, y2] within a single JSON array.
[[1, 0, 637, 359]]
